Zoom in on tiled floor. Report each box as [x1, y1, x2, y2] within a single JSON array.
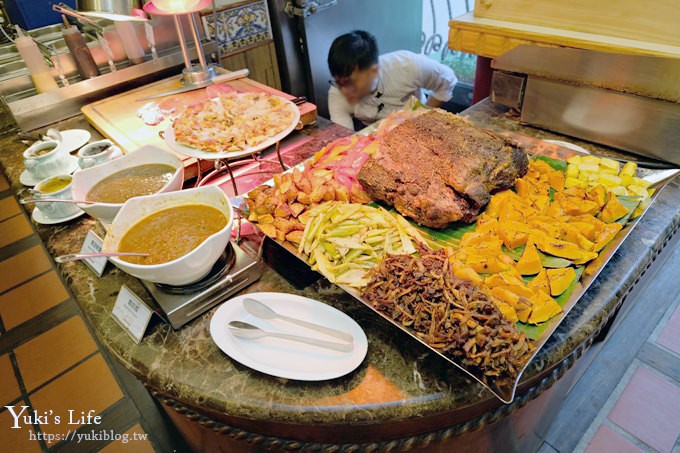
[[0, 172, 182, 452], [545, 238, 680, 453]]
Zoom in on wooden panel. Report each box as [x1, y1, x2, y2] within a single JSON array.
[[220, 42, 282, 91], [449, 13, 680, 59], [473, 0, 680, 47]]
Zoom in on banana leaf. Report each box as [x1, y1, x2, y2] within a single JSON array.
[[502, 245, 573, 269], [615, 196, 643, 225]]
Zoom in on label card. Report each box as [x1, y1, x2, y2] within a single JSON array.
[[111, 285, 154, 344], [80, 230, 107, 277]]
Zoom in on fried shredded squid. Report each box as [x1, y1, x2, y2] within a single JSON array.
[[361, 247, 535, 382]]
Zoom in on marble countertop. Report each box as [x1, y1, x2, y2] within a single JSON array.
[[1, 101, 678, 434]]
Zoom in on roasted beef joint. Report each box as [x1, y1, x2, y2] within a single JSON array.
[[358, 110, 528, 228]]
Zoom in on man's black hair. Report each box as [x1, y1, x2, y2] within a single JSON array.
[[328, 30, 379, 79]]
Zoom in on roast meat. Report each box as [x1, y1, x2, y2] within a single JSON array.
[[358, 110, 528, 228]]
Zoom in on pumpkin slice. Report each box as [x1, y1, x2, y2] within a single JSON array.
[[490, 287, 520, 307], [528, 269, 550, 295], [563, 227, 595, 251], [568, 222, 598, 242], [517, 242, 542, 275], [592, 222, 623, 252], [501, 284, 536, 299], [547, 267, 576, 296], [515, 178, 534, 197], [515, 299, 533, 323], [562, 198, 601, 216], [467, 256, 511, 274], [454, 267, 482, 284], [476, 213, 498, 234], [600, 196, 630, 223], [548, 170, 565, 191], [486, 190, 518, 217], [528, 293, 563, 324], [587, 185, 607, 209], [532, 233, 585, 260], [573, 251, 598, 265], [497, 224, 529, 250], [494, 301, 519, 323]]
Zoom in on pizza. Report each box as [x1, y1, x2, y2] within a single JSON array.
[[172, 92, 297, 153]]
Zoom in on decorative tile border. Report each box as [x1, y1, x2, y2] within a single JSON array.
[[202, 0, 273, 55]]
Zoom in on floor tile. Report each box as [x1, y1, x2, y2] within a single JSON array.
[[0, 245, 51, 294], [100, 423, 155, 453], [609, 366, 680, 452], [0, 401, 42, 453], [15, 316, 98, 392], [585, 425, 645, 453], [0, 353, 21, 406], [0, 271, 69, 330], [0, 215, 33, 249], [657, 303, 680, 357], [0, 197, 21, 222], [29, 354, 124, 446], [0, 174, 9, 193]]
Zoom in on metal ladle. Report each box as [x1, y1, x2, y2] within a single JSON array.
[[20, 198, 97, 205], [55, 252, 149, 263], [228, 321, 353, 353]]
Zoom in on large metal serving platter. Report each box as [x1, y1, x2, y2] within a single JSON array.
[[237, 138, 679, 403]]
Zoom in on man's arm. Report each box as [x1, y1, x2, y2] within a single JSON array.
[[328, 86, 355, 130], [412, 53, 457, 105]]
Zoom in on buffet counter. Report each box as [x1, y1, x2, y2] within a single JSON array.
[[1, 101, 678, 451]]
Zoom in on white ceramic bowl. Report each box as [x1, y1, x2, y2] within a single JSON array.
[[71, 145, 184, 224], [102, 186, 233, 286]]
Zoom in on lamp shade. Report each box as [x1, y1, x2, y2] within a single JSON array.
[[143, 0, 208, 15], [77, 0, 148, 21], [152, 0, 200, 13]]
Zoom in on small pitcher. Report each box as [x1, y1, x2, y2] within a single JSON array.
[[77, 140, 122, 169], [23, 140, 71, 180], [29, 175, 81, 219]]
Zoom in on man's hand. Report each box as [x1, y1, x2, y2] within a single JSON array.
[[426, 96, 445, 108]]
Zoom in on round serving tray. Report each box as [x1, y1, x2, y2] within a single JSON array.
[[163, 94, 300, 161]]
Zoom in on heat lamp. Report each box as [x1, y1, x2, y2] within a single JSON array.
[[75, 0, 214, 86], [143, 0, 215, 87]]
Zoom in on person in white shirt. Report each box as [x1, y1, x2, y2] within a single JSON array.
[[327, 30, 457, 130]]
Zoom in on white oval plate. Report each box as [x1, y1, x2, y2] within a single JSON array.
[[164, 95, 300, 161], [58, 129, 91, 154], [210, 292, 368, 381]]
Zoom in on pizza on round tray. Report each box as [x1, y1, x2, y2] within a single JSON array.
[[172, 92, 297, 153]]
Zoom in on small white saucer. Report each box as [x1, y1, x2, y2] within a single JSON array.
[[31, 206, 85, 225], [20, 155, 80, 186], [58, 129, 91, 154]]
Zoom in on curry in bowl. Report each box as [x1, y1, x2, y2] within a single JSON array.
[[117, 204, 228, 265], [86, 163, 176, 204]]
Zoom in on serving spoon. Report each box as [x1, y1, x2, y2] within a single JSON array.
[[20, 198, 97, 205], [55, 252, 149, 263], [228, 321, 353, 353], [243, 298, 354, 343]]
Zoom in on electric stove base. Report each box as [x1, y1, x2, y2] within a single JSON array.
[[142, 243, 263, 329]]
